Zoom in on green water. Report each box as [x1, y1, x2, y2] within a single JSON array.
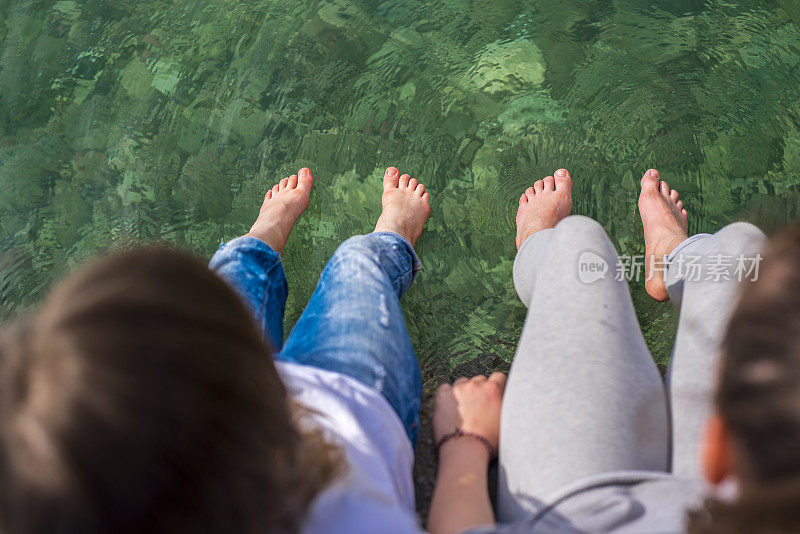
[[2, 0, 800, 380]]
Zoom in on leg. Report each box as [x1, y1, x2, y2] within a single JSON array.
[[499, 217, 669, 520], [279, 167, 431, 443], [209, 236, 287, 349], [209, 168, 314, 350], [498, 171, 669, 522], [280, 232, 423, 441], [665, 223, 766, 477], [636, 168, 767, 477]]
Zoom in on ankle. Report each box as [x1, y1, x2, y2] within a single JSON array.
[[659, 232, 689, 258], [375, 223, 414, 246], [245, 228, 286, 254]]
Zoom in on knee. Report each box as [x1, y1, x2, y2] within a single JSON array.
[[335, 233, 398, 259], [335, 233, 408, 257], [551, 215, 614, 253], [329, 235, 382, 269], [514, 216, 615, 281], [715, 222, 767, 256], [555, 215, 606, 236], [335, 234, 372, 254], [327, 234, 413, 292], [718, 222, 765, 240]]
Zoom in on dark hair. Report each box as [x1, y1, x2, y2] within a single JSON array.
[[688, 223, 800, 533], [0, 247, 340, 534]]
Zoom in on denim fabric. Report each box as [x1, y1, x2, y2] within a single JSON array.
[[209, 236, 287, 350], [209, 232, 423, 443]]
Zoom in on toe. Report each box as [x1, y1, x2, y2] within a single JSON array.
[[670, 189, 679, 203], [408, 177, 419, 190], [659, 180, 670, 196], [272, 184, 280, 195], [555, 169, 572, 190], [676, 200, 684, 210], [525, 186, 535, 200], [640, 169, 660, 189], [279, 177, 289, 190], [298, 167, 314, 190], [384, 167, 400, 189], [399, 173, 411, 187], [266, 190, 273, 200], [533, 180, 544, 193], [288, 174, 298, 189], [543, 176, 555, 191], [682, 209, 688, 216], [415, 183, 425, 196], [519, 193, 528, 205]]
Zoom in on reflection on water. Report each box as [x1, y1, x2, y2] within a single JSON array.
[[1, 1, 799, 377]]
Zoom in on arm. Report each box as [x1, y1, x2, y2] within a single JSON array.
[[428, 439, 493, 534], [427, 373, 507, 534]]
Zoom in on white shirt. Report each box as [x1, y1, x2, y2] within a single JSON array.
[[277, 361, 426, 534]]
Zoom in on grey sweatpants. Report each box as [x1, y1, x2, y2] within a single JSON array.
[[497, 215, 766, 521]]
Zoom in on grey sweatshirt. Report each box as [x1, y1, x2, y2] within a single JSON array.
[[469, 472, 706, 534]]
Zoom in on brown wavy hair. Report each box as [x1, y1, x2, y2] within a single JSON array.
[[0, 247, 341, 534], [688, 223, 800, 533]]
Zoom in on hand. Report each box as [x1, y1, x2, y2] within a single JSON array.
[[433, 373, 507, 459]]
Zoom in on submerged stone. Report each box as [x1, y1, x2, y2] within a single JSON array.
[[51, 1, 81, 24], [318, 1, 361, 28], [151, 59, 181, 96], [469, 38, 546, 97], [390, 28, 425, 50], [119, 59, 154, 99]]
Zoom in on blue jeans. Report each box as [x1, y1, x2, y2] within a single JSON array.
[[209, 232, 423, 443]]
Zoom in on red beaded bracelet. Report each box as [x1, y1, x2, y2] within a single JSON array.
[[435, 428, 497, 459]]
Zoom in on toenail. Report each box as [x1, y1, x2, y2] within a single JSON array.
[[556, 169, 567, 177], [649, 169, 660, 178]]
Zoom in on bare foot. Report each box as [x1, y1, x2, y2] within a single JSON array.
[[374, 167, 431, 246], [515, 169, 574, 249], [638, 169, 689, 302], [246, 167, 314, 255]]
